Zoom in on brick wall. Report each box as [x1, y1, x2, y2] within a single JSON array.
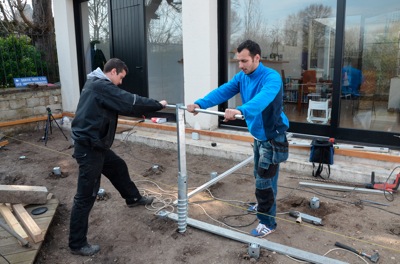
[[0, 86, 62, 135]]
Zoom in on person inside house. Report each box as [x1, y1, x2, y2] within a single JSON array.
[[186, 40, 289, 237], [341, 59, 363, 98], [69, 58, 167, 256]]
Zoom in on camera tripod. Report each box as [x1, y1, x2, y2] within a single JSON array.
[[41, 107, 68, 145]]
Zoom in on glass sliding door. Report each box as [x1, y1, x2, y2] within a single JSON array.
[[145, 0, 183, 105], [227, 0, 337, 125], [81, 0, 110, 75], [341, 0, 400, 132]]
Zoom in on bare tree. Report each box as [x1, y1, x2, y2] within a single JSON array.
[[1, 0, 54, 50], [228, 0, 242, 49], [5, 0, 54, 35], [88, 0, 109, 42], [298, 4, 332, 50], [0, 0, 24, 32], [284, 14, 301, 47], [242, 0, 263, 41], [230, 0, 269, 53], [147, 0, 182, 44]]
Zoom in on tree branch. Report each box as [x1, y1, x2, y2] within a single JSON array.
[[0, 3, 10, 23], [14, 0, 35, 29]]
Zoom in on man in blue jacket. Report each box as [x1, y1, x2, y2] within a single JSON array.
[[69, 58, 167, 256], [187, 40, 289, 237]]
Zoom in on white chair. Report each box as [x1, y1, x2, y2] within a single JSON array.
[[307, 99, 331, 124]]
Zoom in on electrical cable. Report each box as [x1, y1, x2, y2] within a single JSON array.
[[121, 118, 146, 142], [380, 165, 400, 202], [187, 202, 251, 235], [0, 252, 10, 264], [220, 213, 257, 228], [203, 189, 258, 228], [323, 248, 369, 264], [133, 179, 178, 215]]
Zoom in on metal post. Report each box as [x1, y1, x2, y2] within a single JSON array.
[[176, 104, 188, 233], [171, 103, 246, 232]]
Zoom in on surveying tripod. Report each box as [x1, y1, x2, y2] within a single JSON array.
[[41, 107, 68, 145]]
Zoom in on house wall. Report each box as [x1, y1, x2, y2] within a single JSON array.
[[53, 0, 80, 113], [53, 0, 220, 131], [182, 0, 219, 130]]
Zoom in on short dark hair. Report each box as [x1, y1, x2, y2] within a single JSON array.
[[104, 58, 129, 75], [237, 40, 261, 57]]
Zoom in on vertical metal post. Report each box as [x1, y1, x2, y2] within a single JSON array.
[[176, 104, 188, 233]]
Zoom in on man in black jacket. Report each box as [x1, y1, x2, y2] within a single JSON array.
[[69, 58, 167, 256]]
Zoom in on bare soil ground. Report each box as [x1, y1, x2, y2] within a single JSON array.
[[1, 129, 400, 264]]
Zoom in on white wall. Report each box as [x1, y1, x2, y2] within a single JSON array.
[[53, 0, 80, 113], [182, 0, 219, 130]]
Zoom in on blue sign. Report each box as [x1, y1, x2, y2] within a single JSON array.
[[13, 76, 48, 87]]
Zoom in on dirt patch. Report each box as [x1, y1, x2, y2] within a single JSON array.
[[1, 130, 400, 264]]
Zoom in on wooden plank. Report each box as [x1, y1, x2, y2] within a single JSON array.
[[12, 204, 44, 243], [334, 148, 400, 163], [0, 235, 22, 247], [0, 198, 59, 264], [0, 139, 9, 147], [119, 117, 400, 161], [290, 144, 400, 163], [0, 203, 29, 241], [0, 113, 62, 128], [0, 242, 38, 256], [0, 185, 48, 204], [2, 250, 37, 264], [32, 217, 53, 233], [118, 118, 254, 143]]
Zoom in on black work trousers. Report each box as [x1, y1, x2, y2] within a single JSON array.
[[69, 143, 141, 249]]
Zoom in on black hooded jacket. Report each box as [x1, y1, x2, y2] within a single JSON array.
[[71, 75, 164, 150]]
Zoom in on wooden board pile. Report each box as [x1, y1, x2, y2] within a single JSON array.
[[0, 185, 50, 244]]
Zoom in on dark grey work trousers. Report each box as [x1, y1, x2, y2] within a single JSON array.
[[68, 143, 141, 249]]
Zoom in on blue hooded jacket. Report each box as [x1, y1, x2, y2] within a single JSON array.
[[195, 63, 289, 141]]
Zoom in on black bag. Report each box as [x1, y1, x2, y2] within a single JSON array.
[[309, 138, 334, 178]]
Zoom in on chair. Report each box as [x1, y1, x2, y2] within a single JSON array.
[[307, 99, 331, 124], [298, 70, 317, 112], [355, 70, 376, 115], [302, 70, 317, 95]]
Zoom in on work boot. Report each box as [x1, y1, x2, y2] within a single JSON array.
[[70, 244, 100, 256], [127, 196, 154, 207]]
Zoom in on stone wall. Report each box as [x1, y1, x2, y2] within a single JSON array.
[[0, 86, 62, 135]]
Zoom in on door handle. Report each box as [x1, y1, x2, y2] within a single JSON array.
[[136, 66, 143, 69]]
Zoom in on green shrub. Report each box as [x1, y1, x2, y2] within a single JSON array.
[[0, 35, 47, 88]]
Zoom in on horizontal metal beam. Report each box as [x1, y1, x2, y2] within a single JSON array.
[[166, 104, 245, 120], [172, 156, 253, 206], [187, 156, 253, 199], [159, 211, 347, 264], [299, 182, 386, 194]]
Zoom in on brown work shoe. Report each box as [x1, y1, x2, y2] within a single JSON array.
[[70, 244, 100, 256], [127, 196, 154, 207]]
